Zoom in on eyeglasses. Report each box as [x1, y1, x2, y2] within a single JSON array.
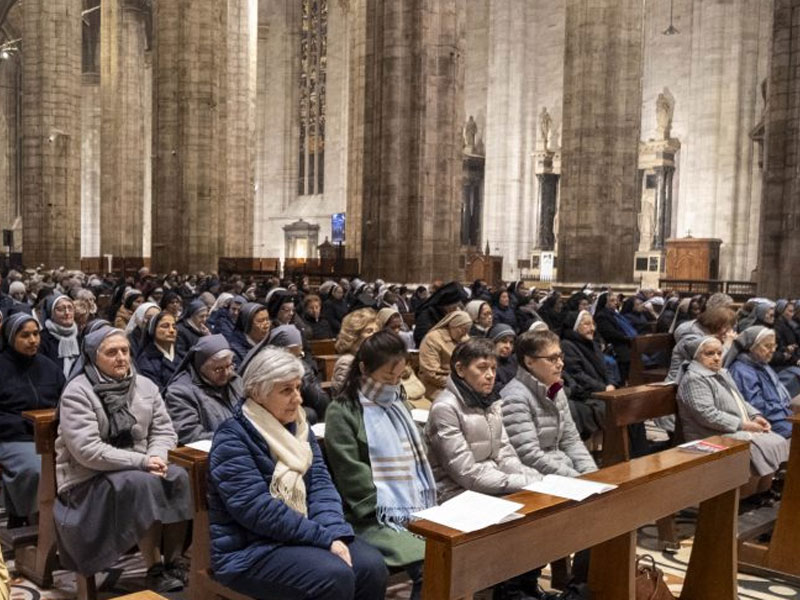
[[54, 305, 75, 314], [532, 353, 564, 364], [211, 363, 234, 376]]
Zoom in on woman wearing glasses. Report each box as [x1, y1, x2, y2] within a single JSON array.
[[501, 328, 596, 598], [164, 335, 243, 446]]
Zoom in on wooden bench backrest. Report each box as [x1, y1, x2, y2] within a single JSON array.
[[593, 384, 678, 466], [310, 338, 336, 357], [628, 333, 675, 386], [315, 354, 340, 382]]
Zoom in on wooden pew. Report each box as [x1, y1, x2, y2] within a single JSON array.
[[15, 409, 59, 589], [309, 338, 336, 357], [315, 354, 340, 382], [168, 447, 250, 600], [628, 333, 674, 386], [402, 312, 416, 328], [409, 437, 749, 600], [738, 414, 800, 585]]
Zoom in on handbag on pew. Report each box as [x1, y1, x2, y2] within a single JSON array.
[[635, 555, 675, 600]]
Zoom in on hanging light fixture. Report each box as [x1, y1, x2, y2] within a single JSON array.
[[663, 0, 679, 35]]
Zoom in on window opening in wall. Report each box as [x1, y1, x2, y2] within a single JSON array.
[[298, 0, 327, 196]]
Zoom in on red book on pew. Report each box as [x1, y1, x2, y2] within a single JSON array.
[[678, 440, 727, 454]]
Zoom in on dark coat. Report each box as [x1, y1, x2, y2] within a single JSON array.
[[0, 348, 65, 442], [413, 306, 445, 347], [561, 330, 609, 402], [207, 410, 354, 583], [135, 342, 179, 391], [228, 329, 254, 368], [772, 317, 799, 368], [175, 322, 201, 361], [302, 315, 334, 341], [593, 308, 632, 364], [38, 327, 72, 373], [0, 292, 17, 320], [164, 367, 243, 445], [492, 305, 518, 333], [322, 298, 348, 336], [209, 310, 236, 339], [494, 355, 519, 395]]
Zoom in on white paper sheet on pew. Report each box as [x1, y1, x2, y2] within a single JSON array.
[[186, 439, 212, 453], [524, 475, 617, 502], [411, 409, 429, 424], [311, 423, 326, 439], [412, 490, 524, 533]]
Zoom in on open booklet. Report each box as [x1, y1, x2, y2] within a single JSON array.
[[524, 474, 617, 502], [412, 490, 524, 533], [186, 439, 212, 453]]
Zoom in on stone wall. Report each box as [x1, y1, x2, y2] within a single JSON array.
[[0, 53, 19, 248], [80, 75, 100, 259]]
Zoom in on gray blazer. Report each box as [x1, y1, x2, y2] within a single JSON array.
[[424, 377, 540, 503], [501, 368, 597, 477], [677, 361, 760, 441], [56, 373, 178, 494]]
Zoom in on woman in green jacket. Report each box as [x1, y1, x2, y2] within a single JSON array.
[[325, 331, 436, 600]]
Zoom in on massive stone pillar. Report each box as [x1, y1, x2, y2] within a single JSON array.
[[152, 0, 256, 274], [357, 0, 466, 282], [21, 0, 82, 268], [556, 0, 644, 284], [758, 0, 800, 297], [100, 0, 150, 262]]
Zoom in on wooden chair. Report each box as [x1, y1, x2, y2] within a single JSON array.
[[309, 338, 336, 357], [628, 333, 674, 386], [168, 447, 251, 600], [738, 414, 800, 586]]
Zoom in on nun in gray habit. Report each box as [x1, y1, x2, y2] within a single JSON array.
[[676, 335, 789, 478], [54, 326, 191, 590]]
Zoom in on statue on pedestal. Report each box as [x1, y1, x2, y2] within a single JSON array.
[[656, 91, 674, 140], [463, 116, 478, 154], [538, 107, 552, 151], [638, 196, 655, 252]]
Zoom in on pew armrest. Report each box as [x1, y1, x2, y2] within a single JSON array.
[[22, 409, 58, 455]]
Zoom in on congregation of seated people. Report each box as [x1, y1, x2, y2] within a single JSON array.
[[0, 265, 797, 599]]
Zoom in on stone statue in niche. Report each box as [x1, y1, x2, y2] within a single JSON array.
[[656, 91, 674, 140], [464, 116, 478, 153], [538, 107, 552, 151], [638, 196, 655, 252]]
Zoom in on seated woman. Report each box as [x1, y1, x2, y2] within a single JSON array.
[[208, 346, 388, 600], [560, 311, 610, 440], [666, 307, 737, 382], [228, 302, 271, 367], [593, 291, 635, 384], [175, 299, 211, 360], [727, 327, 794, 439], [424, 338, 550, 600], [620, 297, 652, 334], [125, 301, 160, 358], [207, 293, 233, 337], [55, 326, 191, 592], [465, 299, 493, 338], [136, 311, 180, 391], [114, 289, 144, 330], [39, 294, 81, 378], [377, 309, 427, 407], [489, 324, 518, 394], [491, 290, 518, 332], [769, 300, 800, 397], [320, 281, 348, 336], [325, 332, 436, 600], [332, 308, 379, 394], [301, 294, 334, 341], [164, 335, 243, 445], [159, 291, 184, 319], [418, 310, 471, 400], [538, 292, 566, 333], [0, 314, 65, 528], [677, 336, 789, 493]]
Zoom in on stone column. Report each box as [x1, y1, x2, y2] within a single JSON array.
[[556, 0, 644, 283], [533, 149, 560, 251], [151, 0, 256, 274], [358, 0, 466, 282], [21, 0, 82, 268], [758, 0, 800, 296], [100, 0, 150, 262]]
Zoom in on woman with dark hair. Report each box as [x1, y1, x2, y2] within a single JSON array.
[[114, 289, 144, 330], [564, 292, 590, 314], [159, 290, 184, 319], [488, 324, 518, 394], [538, 292, 565, 333], [409, 286, 429, 313], [592, 291, 635, 384], [770, 300, 800, 396], [125, 302, 160, 358], [491, 290, 518, 332], [228, 303, 271, 367], [208, 347, 388, 600], [620, 297, 651, 334], [175, 300, 211, 360], [325, 331, 435, 600], [320, 281, 348, 336], [0, 314, 65, 528], [136, 311, 180, 391]]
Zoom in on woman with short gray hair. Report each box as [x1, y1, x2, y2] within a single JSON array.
[[208, 346, 388, 600], [164, 334, 243, 446]]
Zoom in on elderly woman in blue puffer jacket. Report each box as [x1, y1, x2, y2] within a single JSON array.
[[207, 346, 387, 600]]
